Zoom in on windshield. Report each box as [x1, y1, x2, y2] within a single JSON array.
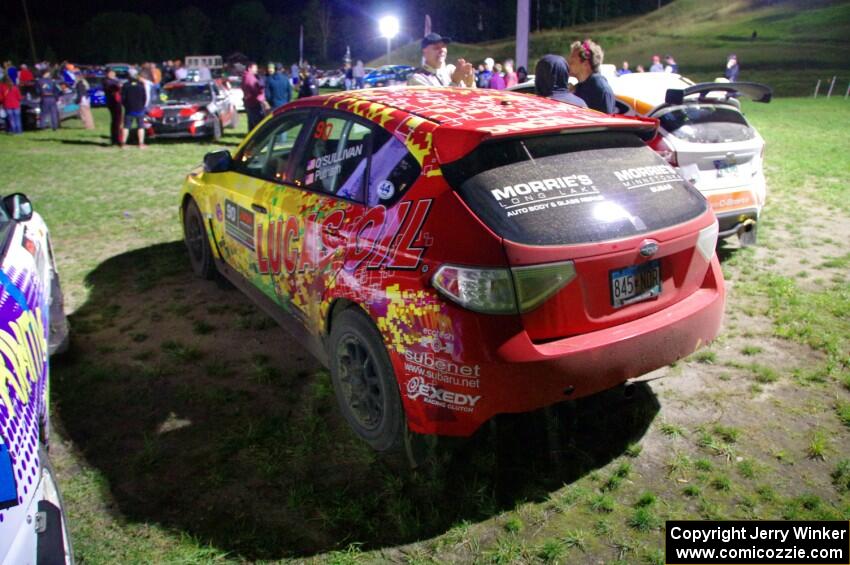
[[162, 85, 212, 104], [658, 104, 755, 143], [444, 132, 707, 245]]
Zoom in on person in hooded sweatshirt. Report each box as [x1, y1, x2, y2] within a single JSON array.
[[534, 54, 587, 108]]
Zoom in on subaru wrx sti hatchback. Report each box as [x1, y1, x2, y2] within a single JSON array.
[[610, 73, 771, 246], [180, 87, 725, 451]]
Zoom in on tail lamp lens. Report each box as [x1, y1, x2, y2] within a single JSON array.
[[432, 261, 577, 315], [650, 134, 678, 167], [696, 221, 719, 261]]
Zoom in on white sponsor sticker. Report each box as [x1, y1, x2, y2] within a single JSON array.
[[377, 180, 395, 200]]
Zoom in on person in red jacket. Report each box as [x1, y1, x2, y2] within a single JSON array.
[[0, 76, 23, 134], [17, 64, 34, 83]]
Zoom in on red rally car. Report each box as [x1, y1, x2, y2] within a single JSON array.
[[180, 87, 725, 451]]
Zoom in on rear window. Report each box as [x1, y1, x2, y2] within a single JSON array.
[[658, 105, 754, 143], [443, 132, 707, 246]]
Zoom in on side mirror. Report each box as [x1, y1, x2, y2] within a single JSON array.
[[665, 89, 684, 105], [204, 150, 232, 173], [3, 193, 33, 222]]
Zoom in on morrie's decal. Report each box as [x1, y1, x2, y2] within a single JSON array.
[[0, 307, 46, 419], [405, 376, 482, 412], [224, 200, 255, 251], [613, 164, 680, 190], [491, 175, 604, 218], [255, 199, 433, 276], [492, 175, 597, 203]]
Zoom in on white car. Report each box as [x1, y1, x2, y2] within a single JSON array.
[[224, 76, 245, 112], [610, 73, 771, 246]]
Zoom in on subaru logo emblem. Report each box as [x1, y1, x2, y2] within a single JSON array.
[[640, 241, 659, 257]]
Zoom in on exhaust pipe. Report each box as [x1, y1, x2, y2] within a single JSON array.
[[738, 218, 758, 247]]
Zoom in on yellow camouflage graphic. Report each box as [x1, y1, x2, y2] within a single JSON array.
[[0, 308, 46, 418]]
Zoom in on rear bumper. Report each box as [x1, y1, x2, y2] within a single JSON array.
[[399, 256, 725, 437]]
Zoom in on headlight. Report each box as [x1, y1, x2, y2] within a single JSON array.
[[189, 111, 206, 121]]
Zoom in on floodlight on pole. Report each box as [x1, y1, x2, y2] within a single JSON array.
[[379, 15, 399, 65]]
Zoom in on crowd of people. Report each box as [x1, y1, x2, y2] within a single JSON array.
[[1, 42, 744, 138]]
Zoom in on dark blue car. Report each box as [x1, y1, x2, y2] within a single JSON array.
[[362, 65, 415, 88], [83, 73, 107, 107]]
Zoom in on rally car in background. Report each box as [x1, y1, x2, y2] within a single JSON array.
[[180, 87, 724, 451], [0, 193, 72, 563], [82, 71, 107, 107], [146, 80, 239, 141], [317, 69, 345, 89], [362, 65, 415, 88], [610, 73, 771, 246], [19, 82, 80, 130], [222, 76, 245, 111]]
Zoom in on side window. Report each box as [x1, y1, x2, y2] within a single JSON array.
[[294, 114, 372, 202], [233, 112, 309, 181], [366, 129, 422, 207]]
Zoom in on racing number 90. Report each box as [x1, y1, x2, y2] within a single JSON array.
[[314, 121, 334, 140]]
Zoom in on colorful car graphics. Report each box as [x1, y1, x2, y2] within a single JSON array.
[[181, 87, 725, 445], [0, 197, 71, 563]]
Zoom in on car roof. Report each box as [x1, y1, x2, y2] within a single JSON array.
[[283, 86, 656, 163], [165, 80, 214, 88], [610, 73, 694, 113]]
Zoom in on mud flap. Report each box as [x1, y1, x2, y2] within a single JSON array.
[[36, 500, 65, 565], [48, 270, 69, 355]]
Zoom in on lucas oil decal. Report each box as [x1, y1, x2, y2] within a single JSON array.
[[406, 377, 481, 413], [224, 199, 255, 251], [255, 199, 433, 275]]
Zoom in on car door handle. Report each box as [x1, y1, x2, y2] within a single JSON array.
[[251, 204, 268, 214]]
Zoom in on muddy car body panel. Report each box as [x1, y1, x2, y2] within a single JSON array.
[[0, 195, 72, 563], [180, 87, 725, 442], [610, 73, 770, 245]]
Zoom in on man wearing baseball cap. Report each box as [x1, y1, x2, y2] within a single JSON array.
[[408, 33, 475, 87]]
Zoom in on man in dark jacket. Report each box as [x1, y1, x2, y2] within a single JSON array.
[[36, 69, 61, 130], [105, 69, 123, 146], [534, 55, 587, 108], [264, 64, 291, 110], [121, 68, 148, 148], [242, 62, 267, 131]]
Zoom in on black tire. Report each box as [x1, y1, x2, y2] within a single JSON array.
[[183, 199, 216, 279], [329, 308, 405, 451], [212, 117, 222, 141]]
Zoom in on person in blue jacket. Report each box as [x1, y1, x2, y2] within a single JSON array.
[[36, 69, 61, 130], [264, 63, 292, 110]]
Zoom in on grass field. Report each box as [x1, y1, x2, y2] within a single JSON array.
[[374, 0, 850, 97], [0, 97, 848, 564]]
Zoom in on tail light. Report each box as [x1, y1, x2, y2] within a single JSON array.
[[179, 105, 200, 118], [148, 106, 164, 119], [432, 261, 576, 315], [649, 134, 678, 167], [696, 222, 719, 261]]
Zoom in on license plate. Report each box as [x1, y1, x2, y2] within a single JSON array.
[[610, 260, 662, 308], [714, 159, 739, 178]]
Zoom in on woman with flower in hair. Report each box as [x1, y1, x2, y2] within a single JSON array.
[[567, 38, 616, 113]]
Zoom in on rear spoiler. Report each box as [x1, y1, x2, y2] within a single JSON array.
[[665, 82, 772, 105]]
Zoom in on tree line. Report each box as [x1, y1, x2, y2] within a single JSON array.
[[2, 0, 666, 66]]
